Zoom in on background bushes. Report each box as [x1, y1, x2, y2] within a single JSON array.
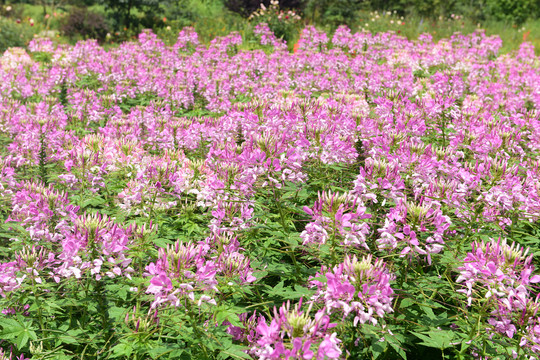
[[0, 0, 538, 53], [0, 17, 33, 52], [224, 0, 304, 17], [485, 0, 538, 25], [222, 0, 540, 26], [364, 0, 537, 24], [60, 7, 109, 42]]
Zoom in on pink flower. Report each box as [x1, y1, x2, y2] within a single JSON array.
[[249, 300, 343, 359], [311, 255, 394, 326]]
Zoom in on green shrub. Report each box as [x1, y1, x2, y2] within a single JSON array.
[[225, 0, 304, 17], [165, 0, 225, 22], [408, 0, 454, 17], [365, 0, 538, 23], [485, 0, 537, 25], [249, 0, 302, 43], [0, 3, 25, 20], [305, 0, 366, 28], [99, 0, 165, 30], [60, 7, 110, 42], [0, 17, 33, 53]]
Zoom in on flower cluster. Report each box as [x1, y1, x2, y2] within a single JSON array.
[[310, 254, 394, 326], [248, 0, 301, 23], [254, 23, 288, 51], [1, 47, 32, 70], [296, 26, 329, 52], [117, 179, 177, 217], [301, 191, 371, 249], [249, 0, 302, 43], [377, 199, 451, 263], [457, 239, 540, 354], [174, 26, 199, 52], [28, 37, 55, 53], [8, 181, 78, 241], [249, 299, 342, 359], [146, 236, 256, 308]]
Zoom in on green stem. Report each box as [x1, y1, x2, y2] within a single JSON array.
[[39, 133, 48, 185], [95, 280, 111, 338], [441, 114, 446, 148], [187, 301, 210, 358], [330, 216, 338, 266], [272, 187, 300, 276], [31, 276, 48, 349]]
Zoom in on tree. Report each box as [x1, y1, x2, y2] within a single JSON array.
[[99, 0, 167, 30]]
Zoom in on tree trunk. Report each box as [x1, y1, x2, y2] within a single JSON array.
[[126, 0, 133, 29]]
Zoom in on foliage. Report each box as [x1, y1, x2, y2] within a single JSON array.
[[248, 0, 302, 43], [60, 6, 109, 42], [0, 3, 26, 19], [304, 0, 366, 28], [224, 0, 304, 17], [364, 0, 540, 24], [0, 17, 34, 53], [485, 0, 538, 25], [162, 0, 226, 26], [98, 0, 167, 30]]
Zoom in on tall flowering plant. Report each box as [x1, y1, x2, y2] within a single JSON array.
[[253, 23, 288, 51], [248, 299, 343, 359], [249, 0, 302, 44], [310, 254, 395, 327], [377, 199, 451, 264], [456, 239, 540, 357], [301, 191, 371, 261]]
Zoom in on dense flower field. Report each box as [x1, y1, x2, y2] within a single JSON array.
[[0, 24, 539, 359]]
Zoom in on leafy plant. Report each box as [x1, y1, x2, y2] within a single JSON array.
[[0, 17, 33, 53], [60, 7, 110, 42], [248, 0, 302, 43]]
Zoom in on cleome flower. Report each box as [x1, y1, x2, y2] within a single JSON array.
[[457, 238, 540, 355], [310, 254, 394, 326], [249, 298, 343, 359], [301, 191, 371, 249]]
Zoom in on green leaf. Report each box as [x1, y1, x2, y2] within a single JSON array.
[[154, 237, 173, 248], [371, 340, 387, 359], [0, 317, 37, 349], [411, 329, 455, 349], [214, 306, 242, 328], [218, 344, 251, 359], [0, 222, 26, 233], [57, 329, 84, 345], [264, 281, 314, 300], [81, 196, 106, 208], [146, 344, 186, 358], [111, 342, 134, 358], [386, 331, 407, 359], [108, 306, 128, 322], [311, 275, 327, 283]]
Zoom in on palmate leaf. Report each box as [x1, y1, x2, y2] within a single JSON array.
[[0, 316, 38, 349], [214, 305, 244, 328], [110, 342, 134, 358], [264, 280, 314, 300], [218, 344, 252, 359], [411, 329, 456, 350]]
